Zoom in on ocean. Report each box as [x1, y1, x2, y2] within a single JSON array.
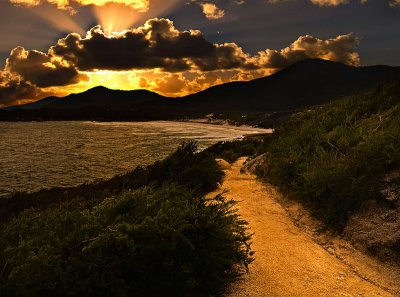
[[0, 121, 269, 198]]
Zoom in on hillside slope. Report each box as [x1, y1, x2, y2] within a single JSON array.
[[260, 82, 400, 259], [213, 158, 400, 297], [184, 59, 400, 112]]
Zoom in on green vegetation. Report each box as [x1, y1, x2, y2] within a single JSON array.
[[204, 138, 270, 164], [259, 83, 400, 230], [0, 143, 253, 297], [1, 142, 224, 223]]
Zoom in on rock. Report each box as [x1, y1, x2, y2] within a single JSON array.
[[215, 159, 231, 170], [240, 154, 267, 174]]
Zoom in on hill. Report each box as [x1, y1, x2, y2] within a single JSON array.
[[185, 59, 400, 111], [2, 59, 400, 124], [255, 82, 400, 260]]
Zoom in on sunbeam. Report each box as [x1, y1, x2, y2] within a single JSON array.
[[92, 0, 183, 34], [30, 5, 87, 36], [92, 3, 143, 34]]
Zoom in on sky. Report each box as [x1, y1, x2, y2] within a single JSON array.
[[0, 0, 399, 107]]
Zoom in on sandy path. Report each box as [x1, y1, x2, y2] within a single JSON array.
[[212, 157, 400, 297]]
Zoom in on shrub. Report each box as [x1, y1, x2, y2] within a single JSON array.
[[204, 138, 270, 164], [0, 186, 253, 297], [260, 83, 400, 229], [144, 141, 225, 194], [1, 142, 224, 224]]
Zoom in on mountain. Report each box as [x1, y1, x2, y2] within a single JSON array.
[[2, 59, 400, 123], [6, 86, 165, 110], [182, 59, 400, 112]]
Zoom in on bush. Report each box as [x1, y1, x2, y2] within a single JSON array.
[[260, 83, 400, 229], [145, 141, 225, 194], [0, 142, 252, 296], [1, 142, 224, 224], [0, 185, 253, 297], [204, 138, 270, 164]]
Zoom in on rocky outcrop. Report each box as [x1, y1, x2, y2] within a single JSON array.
[[216, 159, 232, 170], [240, 154, 267, 175]]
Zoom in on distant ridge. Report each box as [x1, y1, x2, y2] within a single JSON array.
[[9, 86, 165, 110], [183, 59, 400, 112], [2, 59, 400, 123]]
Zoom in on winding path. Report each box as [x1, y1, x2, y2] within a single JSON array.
[[212, 158, 400, 297]]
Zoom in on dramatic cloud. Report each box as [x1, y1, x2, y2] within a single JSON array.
[[0, 18, 361, 106], [0, 71, 41, 106], [0, 46, 86, 106], [257, 34, 360, 69], [201, 3, 225, 20], [50, 18, 255, 72], [7, 47, 86, 87], [9, 0, 149, 11]]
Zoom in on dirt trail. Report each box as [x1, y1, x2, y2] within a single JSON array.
[[212, 157, 400, 297]]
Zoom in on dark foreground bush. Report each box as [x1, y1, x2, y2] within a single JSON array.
[[144, 141, 225, 194], [0, 186, 253, 297], [260, 83, 400, 230], [0, 142, 251, 296]]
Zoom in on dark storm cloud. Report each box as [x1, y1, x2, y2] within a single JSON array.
[[0, 73, 39, 105], [7, 47, 85, 87], [0, 46, 85, 106], [50, 18, 252, 72], [192, 43, 257, 71]]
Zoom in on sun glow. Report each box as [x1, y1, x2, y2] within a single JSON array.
[[84, 71, 141, 90], [92, 0, 182, 34], [77, 0, 149, 10], [92, 3, 143, 34], [42, 70, 145, 97]]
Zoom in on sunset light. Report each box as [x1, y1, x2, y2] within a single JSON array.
[[1, 0, 400, 107], [1, 1, 400, 296], [92, 3, 143, 34]]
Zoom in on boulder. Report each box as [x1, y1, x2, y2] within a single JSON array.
[[240, 154, 267, 174], [215, 159, 231, 170]]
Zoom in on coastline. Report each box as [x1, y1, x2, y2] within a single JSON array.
[[0, 121, 272, 201], [0, 128, 269, 226]]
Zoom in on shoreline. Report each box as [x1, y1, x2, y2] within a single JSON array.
[[0, 118, 274, 130], [0, 121, 272, 200]]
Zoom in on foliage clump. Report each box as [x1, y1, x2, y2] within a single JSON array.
[[0, 142, 253, 297], [204, 138, 270, 164], [259, 83, 400, 229]]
